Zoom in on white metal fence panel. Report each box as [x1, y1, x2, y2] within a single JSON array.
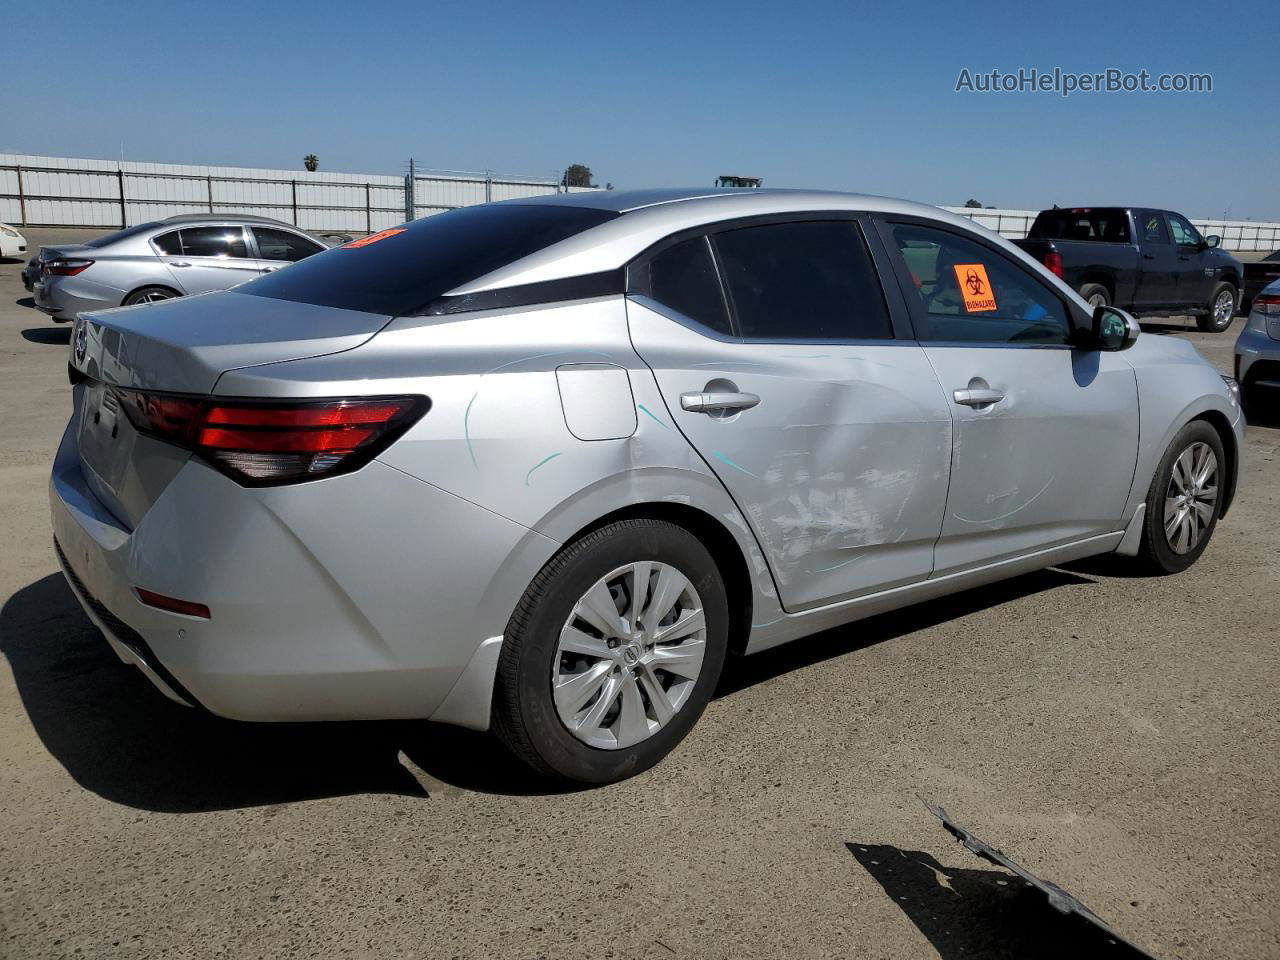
[[0, 153, 587, 234]]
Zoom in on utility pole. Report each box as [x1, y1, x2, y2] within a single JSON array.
[[404, 158, 416, 222]]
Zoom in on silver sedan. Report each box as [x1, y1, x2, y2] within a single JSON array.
[[33, 214, 326, 321], [51, 189, 1243, 784]]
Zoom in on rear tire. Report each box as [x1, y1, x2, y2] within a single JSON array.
[[1136, 420, 1225, 574], [492, 519, 728, 785], [1196, 282, 1236, 332], [123, 286, 181, 307], [1079, 283, 1110, 310]]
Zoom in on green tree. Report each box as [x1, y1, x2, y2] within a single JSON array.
[[304, 154, 319, 172], [963, 198, 983, 208], [562, 164, 594, 188]]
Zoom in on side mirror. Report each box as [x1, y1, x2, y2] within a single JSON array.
[[1092, 305, 1139, 351], [1205, 234, 1221, 248]]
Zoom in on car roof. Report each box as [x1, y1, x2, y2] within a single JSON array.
[[462, 188, 1002, 293], [158, 213, 298, 226]]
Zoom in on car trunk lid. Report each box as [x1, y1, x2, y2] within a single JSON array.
[[71, 290, 393, 528]]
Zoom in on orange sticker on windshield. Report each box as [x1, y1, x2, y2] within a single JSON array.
[[342, 228, 406, 249], [953, 263, 997, 312]]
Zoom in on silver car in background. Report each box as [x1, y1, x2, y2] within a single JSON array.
[[33, 214, 326, 321], [51, 189, 1243, 784], [1235, 277, 1280, 409]]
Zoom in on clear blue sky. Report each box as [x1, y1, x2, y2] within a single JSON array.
[[3, 0, 1277, 218]]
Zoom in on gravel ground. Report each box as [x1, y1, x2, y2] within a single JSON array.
[[1, 230, 1277, 960]]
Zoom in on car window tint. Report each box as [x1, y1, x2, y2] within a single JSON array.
[[253, 227, 323, 262], [1138, 211, 1170, 244], [889, 223, 1069, 345], [152, 231, 182, 256], [1167, 214, 1199, 247], [179, 226, 249, 258], [1029, 210, 1129, 243], [241, 204, 618, 315], [712, 220, 892, 340], [647, 236, 732, 335]]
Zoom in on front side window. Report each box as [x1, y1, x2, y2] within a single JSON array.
[[711, 220, 892, 340], [646, 236, 732, 336], [1138, 211, 1170, 245], [253, 227, 324, 262], [888, 223, 1069, 345], [179, 226, 249, 259], [1167, 213, 1201, 248]]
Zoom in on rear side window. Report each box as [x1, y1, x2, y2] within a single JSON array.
[[1138, 211, 1170, 244], [152, 231, 182, 255], [241, 204, 619, 316], [253, 226, 324, 262], [1028, 209, 1130, 243], [712, 221, 892, 341], [179, 226, 249, 258], [647, 237, 732, 336]]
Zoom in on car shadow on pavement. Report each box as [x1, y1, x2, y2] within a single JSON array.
[[21, 326, 69, 345], [846, 842, 1149, 959], [0, 573, 561, 812], [3, 567, 1096, 810]]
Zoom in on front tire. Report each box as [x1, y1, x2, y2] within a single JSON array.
[[1136, 421, 1225, 574], [1196, 282, 1236, 332], [492, 519, 729, 784]]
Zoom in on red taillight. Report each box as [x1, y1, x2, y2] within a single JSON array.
[[114, 391, 429, 485], [44, 258, 94, 277], [135, 588, 211, 619], [1254, 293, 1280, 314], [1043, 251, 1064, 278]]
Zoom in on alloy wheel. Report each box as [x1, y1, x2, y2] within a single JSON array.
[[552, 561, 706, 750], [1163, 441, 1218, 554], [1213, 290, 1233, 326], [137, 290, 173, 304]]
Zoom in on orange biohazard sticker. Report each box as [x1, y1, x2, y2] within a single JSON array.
[[953, 263, 997, 313], [342, 228, 407, 249]]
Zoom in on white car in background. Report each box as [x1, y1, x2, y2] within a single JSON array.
[[0, 222, 27, 259]]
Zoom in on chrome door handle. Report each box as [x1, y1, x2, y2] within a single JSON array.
[[680, 390, 760, 414], [169, 260, 191, 267], [953, 388, 1005, 407]]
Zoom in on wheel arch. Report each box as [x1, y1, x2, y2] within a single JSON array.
[[1191, 409, 1238, 517], [559, 502, 755, 656], [120, 283, 182, 306]]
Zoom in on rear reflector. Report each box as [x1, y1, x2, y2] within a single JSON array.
[[114, 391, 430, 486], [136, 588, 211, 619]]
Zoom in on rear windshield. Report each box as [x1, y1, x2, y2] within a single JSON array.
[[84, 222, 162, 248], [1028, 209, 1130, 243], [239, 203, 619, 315]]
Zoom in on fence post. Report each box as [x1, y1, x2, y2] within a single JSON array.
[[15, 165, 26, 227], [404, 158, 416, 222], [291, 180, 298, 225], [485, 171, 492, 203], [207, 175, 214, 214], [365, 183, 372, 234], [117, 168, 127, 227]]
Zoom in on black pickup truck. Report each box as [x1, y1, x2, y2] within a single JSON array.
[[1013, 207, 1243, 332]]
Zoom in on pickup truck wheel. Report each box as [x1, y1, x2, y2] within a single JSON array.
[[1079, 284, 1110, 310], [1196, 283, 1236, 332]]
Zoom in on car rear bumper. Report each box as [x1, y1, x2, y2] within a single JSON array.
[[34, 276, 125, 321], [49, 416, 558, 725], [1235, 326, 1280, 388]]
